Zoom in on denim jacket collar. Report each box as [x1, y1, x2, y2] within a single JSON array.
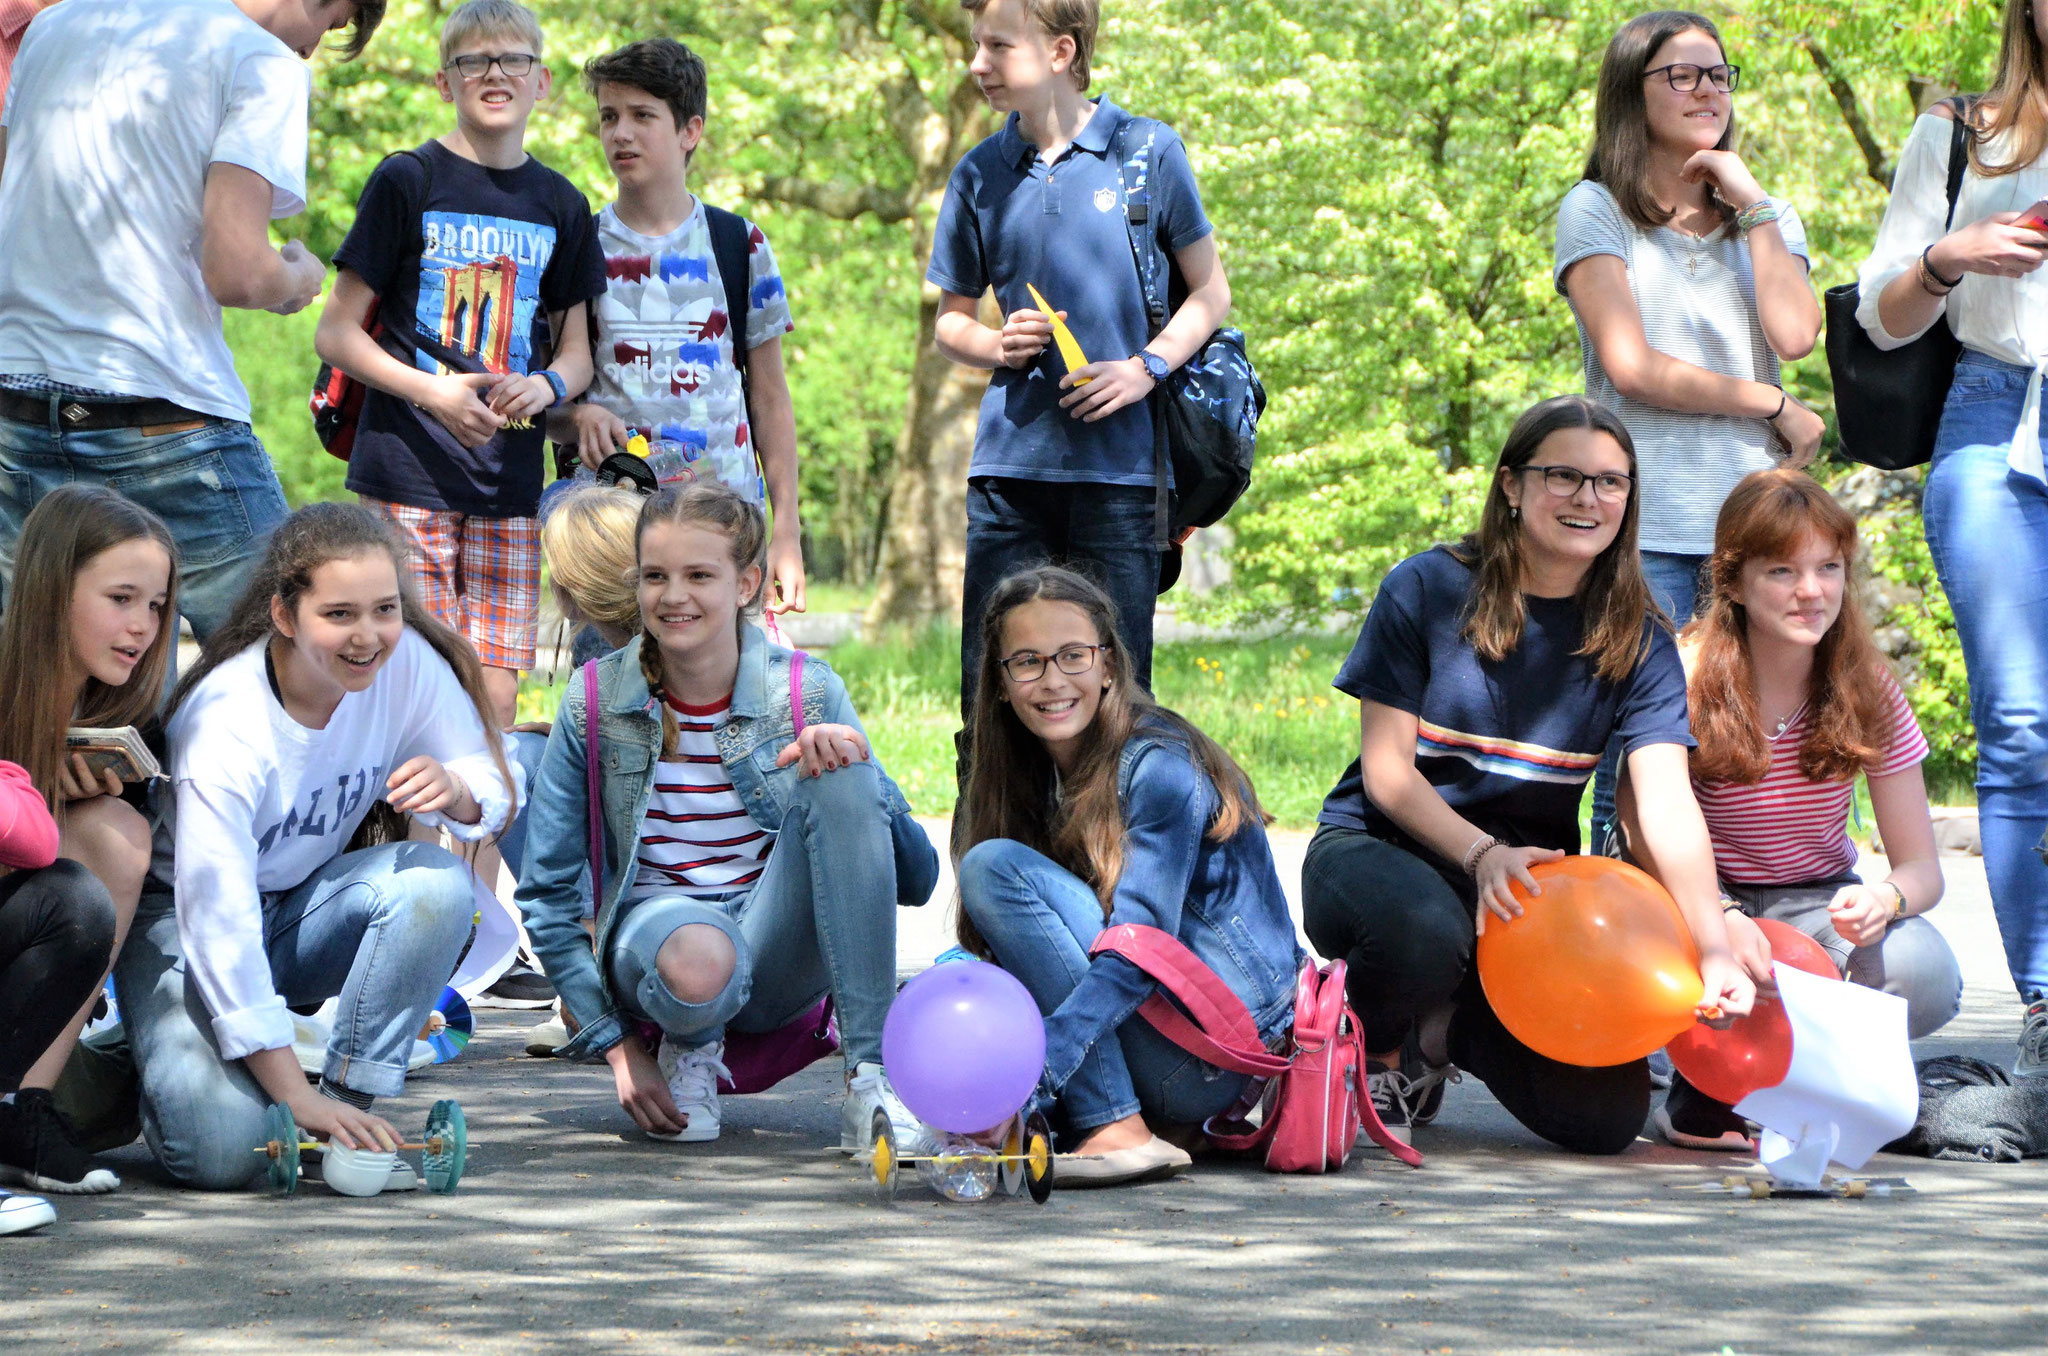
[[607, 624, 774, 719]]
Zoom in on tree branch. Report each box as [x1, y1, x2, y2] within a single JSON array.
[[755, 175, 917, 222], [1798, 34, 1893, 189]]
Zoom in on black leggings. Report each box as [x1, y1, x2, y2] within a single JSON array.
[[0, 859, 117, 1093], [1302, 824, 1650, 1156]]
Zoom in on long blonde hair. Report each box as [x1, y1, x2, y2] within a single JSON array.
[[542, 483, 643, 639], [1970, 0, 2048, 177], [633, 482, 767, 757], [0, 486, 179, 813], [954, 567, 1267, 955]]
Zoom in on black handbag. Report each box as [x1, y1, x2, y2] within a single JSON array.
[[1823, 98, 1974, 471]]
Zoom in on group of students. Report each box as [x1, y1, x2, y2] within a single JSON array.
[[0, 0, 2043, 1235]]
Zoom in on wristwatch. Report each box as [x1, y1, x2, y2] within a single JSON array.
[[1134, 350, 1171, 384], [536, 369, 569, 406]]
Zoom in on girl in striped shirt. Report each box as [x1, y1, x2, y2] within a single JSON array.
[[1632, 469, 1961, 1149]]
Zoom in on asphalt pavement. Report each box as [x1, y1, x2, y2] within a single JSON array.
[[7, 828, 2043, 1354]]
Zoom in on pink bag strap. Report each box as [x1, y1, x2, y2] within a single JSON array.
[[789, 650, 806, 737], [583, 660, 603, 894], [1089, 923, 1291, 1078]]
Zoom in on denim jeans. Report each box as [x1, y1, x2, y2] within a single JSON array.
[[0, 404, 290, 641], [959, 839, 1250, 1137], [1721, 875, 1962, 1039], [1924, 350, 2048, 1000], [601, 759, 930, 1068], [960, 477, 1161, 721], [497, 729, 548, 885], [1589, 550, 1709, 848], [116, 841, 475, 1190]]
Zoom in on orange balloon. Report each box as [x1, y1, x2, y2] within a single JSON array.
[[1667, 916, 1842, 1104], [1475, 856, 1704, 1067]]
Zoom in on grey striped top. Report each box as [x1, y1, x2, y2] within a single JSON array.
[[1553, 180, 1808, 555]]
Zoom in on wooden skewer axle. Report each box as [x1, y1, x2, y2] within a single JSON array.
[[257, 1137, 445, 1158]]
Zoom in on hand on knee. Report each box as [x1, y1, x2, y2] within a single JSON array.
[[656, 923, 739, 1005]]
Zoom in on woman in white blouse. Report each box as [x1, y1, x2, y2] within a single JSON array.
[[1856, 0, 2048, 1076]]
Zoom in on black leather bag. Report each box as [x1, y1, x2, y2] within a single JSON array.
[[1823, 98, 1973, 471]]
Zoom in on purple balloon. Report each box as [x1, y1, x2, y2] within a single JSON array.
[[881, 961, 1047, 1133]]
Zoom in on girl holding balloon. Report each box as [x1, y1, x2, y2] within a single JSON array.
[[955, 566, 1302, 1187], [1301, 395, 1771, 1154], [1628, 469, 1960, 1149]]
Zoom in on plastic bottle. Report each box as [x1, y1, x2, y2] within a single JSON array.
[[915, 1134, 1000, 1203]]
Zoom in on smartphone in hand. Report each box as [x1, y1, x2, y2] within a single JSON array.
[[64, 726, 162, 783], [2018, 199, 2048, 233]]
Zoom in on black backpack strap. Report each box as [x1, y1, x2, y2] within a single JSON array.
[[1943, 95, 1974, 229], [1110, 116, 1173, 555], [704, 203, 756, 432]]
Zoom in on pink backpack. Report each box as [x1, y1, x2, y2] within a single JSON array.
[[1089, 923, 1422, 1173]]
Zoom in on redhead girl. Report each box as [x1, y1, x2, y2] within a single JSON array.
[[119, 502, 519, 1189], [955, 565, 1300, 1187], [1629, 470, 1961, 1148], [514, 482, 938, 1147]]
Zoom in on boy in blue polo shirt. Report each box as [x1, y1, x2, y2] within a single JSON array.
[[930, 0, 1231, 719]]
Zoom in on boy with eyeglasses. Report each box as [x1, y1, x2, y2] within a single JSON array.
[[314, 0, 605, 727]]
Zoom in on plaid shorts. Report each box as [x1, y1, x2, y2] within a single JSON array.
[[362, 497, 540, 671]]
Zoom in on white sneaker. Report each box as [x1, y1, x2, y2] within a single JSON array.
[[648, 1039, 729, 1143], [523, 1001, 571, 1058], [384, 1159, 419, 1193], [840, 1063, 929, 1154], [0, 1187, 55, 1235]]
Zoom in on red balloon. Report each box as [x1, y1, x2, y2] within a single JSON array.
[[1666, 918, 1842, 1104]]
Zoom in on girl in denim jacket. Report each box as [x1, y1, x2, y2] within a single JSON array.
[[514, 483, 939, 1148], [955, 566, 1300, 1187]]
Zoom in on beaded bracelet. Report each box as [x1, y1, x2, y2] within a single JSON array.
[[1461, 834, 1501, 877], [1734, 200, 1780, 233]]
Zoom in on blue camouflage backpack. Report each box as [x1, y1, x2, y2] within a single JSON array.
[[1112, 117, 1267, 593]]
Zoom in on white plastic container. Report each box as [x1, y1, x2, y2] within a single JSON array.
[[321, 1143, 397, 1197]]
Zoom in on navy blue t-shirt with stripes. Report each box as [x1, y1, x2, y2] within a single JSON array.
[[626, 692, 774, 900], [1317, 546, 1691, 859]]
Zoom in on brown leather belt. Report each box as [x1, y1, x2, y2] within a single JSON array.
[[0, 388, 215, 432]]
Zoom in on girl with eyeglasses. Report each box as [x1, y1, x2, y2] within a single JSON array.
[[1301, 396, 1772, 1154], [954, 565, 1301, 1187], [1556, 10, 1824, 848], [1857, 0, 2048, 1079]]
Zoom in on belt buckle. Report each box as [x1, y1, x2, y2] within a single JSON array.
[[61, 402, 91, 426]]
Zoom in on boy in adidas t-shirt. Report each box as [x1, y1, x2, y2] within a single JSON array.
[[553, 38, 806, 616]]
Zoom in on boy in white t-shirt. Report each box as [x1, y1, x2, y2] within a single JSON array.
[[549, 38, 807, 616], [0, 0, 379, 638]]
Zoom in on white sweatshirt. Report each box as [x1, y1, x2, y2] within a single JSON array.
[[167, 630, 520, 1060]]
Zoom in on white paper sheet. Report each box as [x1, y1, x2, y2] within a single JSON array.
[[1733, 965, 1919, 1186]]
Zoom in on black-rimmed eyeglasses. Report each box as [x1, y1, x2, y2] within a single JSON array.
[[1643, 62, 1739, 93], [1000, 644, 1106, 683], [1517, 465, 1635, 504], [446, 52, 538, 80]]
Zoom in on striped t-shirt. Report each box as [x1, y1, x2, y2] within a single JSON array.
[[1553, 180, 1810, 556], [626, 692, 774, 901], [1693, 676, 1928, 885]]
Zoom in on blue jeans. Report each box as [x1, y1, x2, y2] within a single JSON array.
[[1589, 550, 1709, 847], [960, 839, 1250, 1137], [497, 729, 549, 885], [116, 842, 475, 1190], [0, 404, 290, 641], [602, 759, 931, 1068], [1925, 350, 2048, 1000], [960, 477, 1161, 721]]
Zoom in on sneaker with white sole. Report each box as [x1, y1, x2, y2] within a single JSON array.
[[523, 1001, 571, 1058], [840, 1063, 929, 1155], [647, 1039, 729, 1143], [0, 1187, 55, 1235], [2015, 993, 2048, 1080], [0, 1090, 120, 1194], [474, 959, 557, 1010], [1364, 1067, 1420, 1146], [383, 1158, 419, 1192]]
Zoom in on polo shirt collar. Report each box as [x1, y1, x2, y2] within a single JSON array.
[[996, 95, 1130, 169]]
